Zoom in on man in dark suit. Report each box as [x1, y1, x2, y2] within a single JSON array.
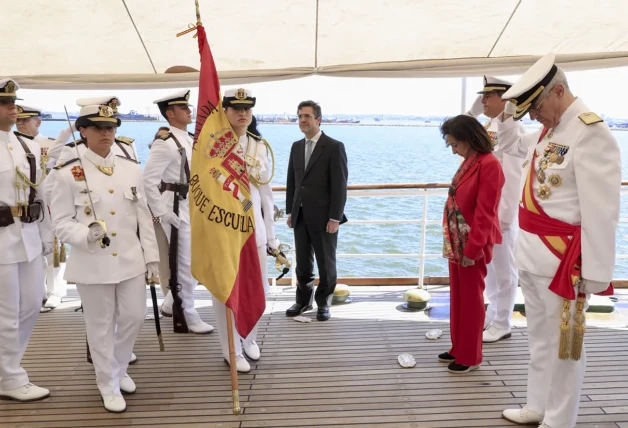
[[285, 100, 348, 321]]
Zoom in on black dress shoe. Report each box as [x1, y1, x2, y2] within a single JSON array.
[[438, 352, 455, 363], [286, 303, 312, 317], [317, 306, 330, 321]]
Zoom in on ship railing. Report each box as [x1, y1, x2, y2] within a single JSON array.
[[269, 181, 628, 289]]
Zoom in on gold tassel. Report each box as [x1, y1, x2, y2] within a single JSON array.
[[53, 236, 60, 267], [558, 299, 572, 360], [570, 295, 586, 360], [59, 241, 67, 263]]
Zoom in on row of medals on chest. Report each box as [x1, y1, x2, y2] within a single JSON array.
[[535, 129, 565, 200]]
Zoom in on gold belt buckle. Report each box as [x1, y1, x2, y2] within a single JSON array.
[[10, 206, 22, 217]]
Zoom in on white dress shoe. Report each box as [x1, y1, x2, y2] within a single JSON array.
[[160, 304, 172, 317], [483, 326, 512, 343], [0, 383, 50, 401], [129, 352, 138, 365], [483, 318, 492, 330], [243, 341, 260, 361], [102, 394, 126, 413], [120, 375, 136, 394], [224, 355, 251, 373], [188, 321, 214, 334], [44, 294, 62, 309], [502, 407, 544, 425]]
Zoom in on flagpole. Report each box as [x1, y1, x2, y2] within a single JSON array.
[[226, 307, 241, 415]]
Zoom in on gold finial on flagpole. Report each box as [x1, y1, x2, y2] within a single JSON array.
[[176, 0, 202, 38]]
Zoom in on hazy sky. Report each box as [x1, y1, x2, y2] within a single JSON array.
[[16, 66, 628, 118]]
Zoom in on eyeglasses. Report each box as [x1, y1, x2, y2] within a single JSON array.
[[529, 90, 552, 114], [297, 114, 317, 120]]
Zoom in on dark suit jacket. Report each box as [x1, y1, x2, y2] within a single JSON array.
[[286, 132, 348, 231], [454, 152, 504, 262]]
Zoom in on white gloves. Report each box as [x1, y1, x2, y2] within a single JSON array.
[[504, 100, 517, 115], [268, 238, 279, 252], [580, 279, 610, 295], [466, 95, 484, 117], [42, 242, 53, 256], [146, 262, 160, 283], [160, 212, 180, 229], [87, 223, 106, 243]]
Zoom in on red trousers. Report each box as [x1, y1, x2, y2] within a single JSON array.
[[448, 258, 488, 366]]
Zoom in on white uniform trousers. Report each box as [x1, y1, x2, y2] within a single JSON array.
[[485, 229, 518, 330], [213, 245, 269, 359], [0, 255, 45, 391], [43, 253, 67, 297], [77, 274, 146, 396], [520, 270, 586, 428], [161, 221, 202, 325]]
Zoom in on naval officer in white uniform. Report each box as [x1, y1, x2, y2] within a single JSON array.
[[466, 76, 526, 343], [16, 103, 68, 310], [497, 54, 621, 428], [55, 96, 138, 166], [50, 104, 159, 413], [0, 79, 53, 402], [212, 88, 279, 373], [142, 89, 214, 334]]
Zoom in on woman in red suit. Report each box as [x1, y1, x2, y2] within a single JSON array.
[[439, 115, 505, 374]]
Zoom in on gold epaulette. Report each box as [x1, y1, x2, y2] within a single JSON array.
[[246, 130, 262, 141], [13, 131, 34, 140], [116, 136, 135, 145], [65, 139, 85, 148], [158, 132, 173, 141], [115, 155, 138, 164], [578, 112, 603, 125], [53, 158, 80, 170]]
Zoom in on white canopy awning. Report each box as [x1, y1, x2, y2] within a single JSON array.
[[4, 0, 628, 89]]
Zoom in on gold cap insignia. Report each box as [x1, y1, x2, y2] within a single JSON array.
[[5, 81, 15, 94], [235, 88, 247, 100], [108, 98, 119, 114], [99, 105, 114, 117]]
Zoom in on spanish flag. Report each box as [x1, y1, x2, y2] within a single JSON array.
[[190, 24, 265, 338]]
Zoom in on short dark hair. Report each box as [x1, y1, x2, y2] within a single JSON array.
[[440, 115, 493, 154], [158, 105, 174, 121], [297, 100, 321, 118]]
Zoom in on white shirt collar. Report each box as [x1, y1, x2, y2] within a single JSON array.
[[171, 126, 190, 141], [554, 97, 584, 132], [85, 147, 115, 167], [306, 129, 322, 144]]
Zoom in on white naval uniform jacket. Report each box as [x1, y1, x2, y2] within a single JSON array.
[[0, 131, 53, 264], [33, 133, 57, 170], [487, 117, 526, 231], [497, 98, 621, 289], [50, 149, 159, 285], [143, 127, 193, 226], [45, 139, 137, 213], [237, 134, 276, 248]]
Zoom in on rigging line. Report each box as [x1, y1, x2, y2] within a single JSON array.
[[314, 0, 320, 70], [487, 0, 523, 58], [122, 0, 158, 74]]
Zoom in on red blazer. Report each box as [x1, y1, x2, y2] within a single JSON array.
[[455, 152, 505, 262]]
